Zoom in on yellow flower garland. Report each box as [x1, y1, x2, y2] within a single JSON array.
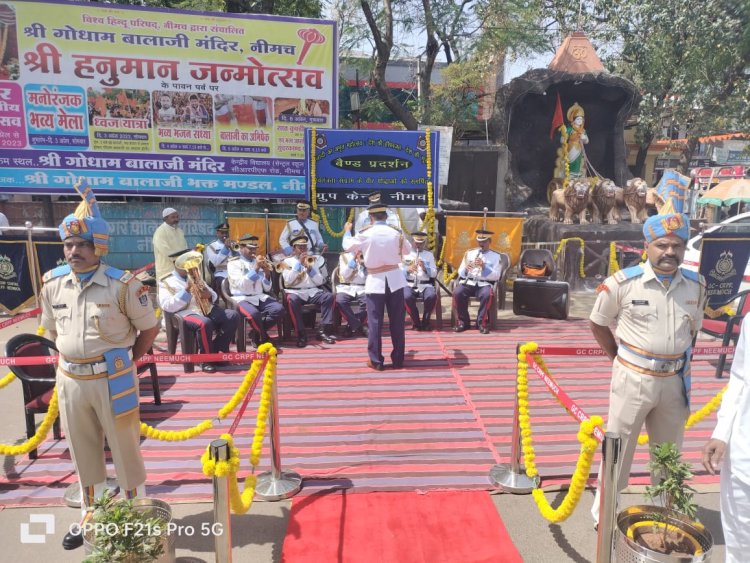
[[553, 237, 586, 278], [0, 370, 15, 390], [308, 127, 354, 239], [141, 344, 274, 442], [424, 129, 438, 252], [637, 386, 727, 446], [608, 241, 620, 275], [560, 126, 570, 186], [517, 342, 601, 523], [200, 345, 277, 515], [0, 389, 60, 456]]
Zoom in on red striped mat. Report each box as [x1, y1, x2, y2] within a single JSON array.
[[0, 317, 727, 507]]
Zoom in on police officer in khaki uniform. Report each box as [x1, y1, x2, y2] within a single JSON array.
[[39, 180, 160, 550], [589, 200, 706, 524]]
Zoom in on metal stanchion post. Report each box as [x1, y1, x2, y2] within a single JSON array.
[[255, 373, 302, 500], [25, 222, 40, 310], [596, 432, 621, 563], [263, 208, 270, 256], [489, 346, 538, 493], [211, 438, 233, 563]]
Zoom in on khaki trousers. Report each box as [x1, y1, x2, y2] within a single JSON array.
[[56, 368, 146, 491], [591, 358, 688, 522]]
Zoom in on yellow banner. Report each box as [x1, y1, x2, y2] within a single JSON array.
[[228, 218, 289, 256], [443, 216, 524, 268]]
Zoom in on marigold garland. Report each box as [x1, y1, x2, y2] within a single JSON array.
[[0, 388, 60, 456], [517, 342, 601, 523], [608, 241, 620, 276], [637, 385, 727, 446], [553, 238, 586, 278], [424, 129, 438, 252], [200, 344, 277, 515]]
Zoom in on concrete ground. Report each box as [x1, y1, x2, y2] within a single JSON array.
[[0, 290, 727, 562]]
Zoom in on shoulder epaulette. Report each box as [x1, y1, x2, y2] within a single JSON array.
[[42, 264, 71, 283], [613, 264, 644, 284], [680, 267, 704, 285], [159, 272, 173, 281], [104, 266, 134, 283]]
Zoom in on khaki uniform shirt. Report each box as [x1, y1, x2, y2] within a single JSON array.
[[590, 261, 706, 356], [40, 264, 157, 361]]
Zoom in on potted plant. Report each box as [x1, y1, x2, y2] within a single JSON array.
[[614, 442, 714, 562], [83, 491, 175, 563]]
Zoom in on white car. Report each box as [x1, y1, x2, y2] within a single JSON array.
[[682, 211, 750, 293]]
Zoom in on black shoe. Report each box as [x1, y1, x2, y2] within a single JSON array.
[[453, 322, 467, 333], [202, 363, 216, 373], [342, 326, 356, 338], [479, 325, 490, 335], [296, 333, 308, 348], [367, 360, 384, 371], [421, 320, 431, 331], [317, 329, 336, 344], [358, 325, 369, 337], [63, 530, 83, 550], [411, 321, 422, 331]]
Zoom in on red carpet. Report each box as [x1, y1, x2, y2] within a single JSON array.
[[281, 490, 522, 563]]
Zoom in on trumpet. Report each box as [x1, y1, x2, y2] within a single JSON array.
[[274, 260, 292, 273], [304, 254, 317, 268], [255, 254, 272, 272]]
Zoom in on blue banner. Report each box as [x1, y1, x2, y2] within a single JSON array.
[[0, 239, 35, 314], [699, 232, 750, 307], [304, 129, 439, 208]]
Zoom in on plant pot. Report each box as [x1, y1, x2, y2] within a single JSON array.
[[83, 497, 176, 563], [614, 505, 713, 563]]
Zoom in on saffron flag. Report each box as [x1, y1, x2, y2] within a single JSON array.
[[655, 169, 691, 213], [443, 216, 524, 269], [549, 93, 564, 140], [228, 218, 289, 257]]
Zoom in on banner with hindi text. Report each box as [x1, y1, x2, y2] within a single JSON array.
[[0, 0, 336, 199]]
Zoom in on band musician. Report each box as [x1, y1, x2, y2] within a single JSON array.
[[453, 229, 503, 334], [335, 249, 368, 338], [158, 249, 239, 372], [205, 222, 238, 298], [279, 234, 337, 347], [401, 231, 438, 331], [279, 200, 327, 255], [227, 235, 285, 347], [354, 192, 401, 234]]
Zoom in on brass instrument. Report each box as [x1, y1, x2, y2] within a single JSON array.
[[230, 241, 241, 252], [304, 254, 316, 268], [182, 254, 213, 316], [255, 254, 272, 272], [274, 260, 292, 273]]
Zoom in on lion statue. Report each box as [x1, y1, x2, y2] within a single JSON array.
[[549, 179, 591, 224], [588, 178, 619, 224], [615, 177, 649, 224]]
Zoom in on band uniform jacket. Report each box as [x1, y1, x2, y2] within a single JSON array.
[[40, 264, 157, 360], [400, 248, 438, 289], [279, 218, 324, 254], [281, 255, 327, 301], [205, 239, 235, 278], [227, 256, 275, 307], [158, 271, 218, 314], [343, 222, 412, 294], [457, 248, 503, 287], [336, 251, 367, 298], [354, 208, 401, 234]]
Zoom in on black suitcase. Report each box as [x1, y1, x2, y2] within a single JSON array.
[[512, 278, 570, 320]]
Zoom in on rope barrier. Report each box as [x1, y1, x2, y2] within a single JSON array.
[[201, 344, 278, 514], [0, 350, 266, 367], [0, 308, 41, 330]]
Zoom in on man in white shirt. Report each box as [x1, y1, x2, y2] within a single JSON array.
[[453, 230, 503, 334], [227, 235, 284, 346], [343, 202, 412, 370], [279, 201, 327, 255], [280, 234, 336, 347], [703, 316, 750, 563], [205, 222, 237, 297], [152, 207, 188, 279], [354, 192, 401, 234], [335, 250, 368, 338], [401, 231, 438, 331]]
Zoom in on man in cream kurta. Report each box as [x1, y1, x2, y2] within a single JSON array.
[[703, 316, 750, 562], [152, 207, 188, 279], [343, 202, 411, 370]]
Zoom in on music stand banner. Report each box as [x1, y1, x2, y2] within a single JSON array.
[[0, 239, 35, 314], [699, 232, 750, 307]]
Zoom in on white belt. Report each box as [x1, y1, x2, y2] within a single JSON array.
[[60, 350, 133, 376], [617, 346, 685, 373]]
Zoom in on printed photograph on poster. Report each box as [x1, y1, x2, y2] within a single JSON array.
[[152, 90, 214, 153], [87, 86, 149, 152], [0, 3, 19, 80], [275, 97, 329, 122], [214, 94, 272, 155]]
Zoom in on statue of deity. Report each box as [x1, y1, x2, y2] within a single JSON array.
[[554, 102, 589, 180]]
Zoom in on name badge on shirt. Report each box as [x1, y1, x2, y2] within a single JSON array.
[[631, 300, 649, 306], [52, 304, 68, 309]]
